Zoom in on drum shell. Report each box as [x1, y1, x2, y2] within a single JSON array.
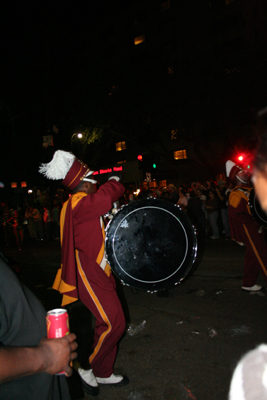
[[249, 188, 267, 227], [105, 198, 197, 292]]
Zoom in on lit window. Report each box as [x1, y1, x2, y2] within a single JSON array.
[[134, 34, 145, 45], [116, 141, 126, 151], [159, 180, 167, 187], [149, 181, 157, 188], [168, 66, 174, 74], [174, 150, 187, 160], [161, 1, 171, 11]]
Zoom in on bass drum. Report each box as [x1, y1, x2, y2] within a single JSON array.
[[105, 197, 197, 292], [249, 188, 267, 227]]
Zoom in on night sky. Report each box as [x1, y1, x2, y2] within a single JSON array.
[[1, 1, 267, 189], [1, 1, 127, 186]]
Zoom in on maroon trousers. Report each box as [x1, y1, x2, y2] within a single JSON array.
[[76, 253, 125, 377]]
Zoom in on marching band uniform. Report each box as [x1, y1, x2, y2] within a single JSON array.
[[39, 151, 128, 396], [226, 161, 267, 290]]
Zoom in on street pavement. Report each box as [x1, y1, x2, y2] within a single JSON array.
[[1, 236, 267, 400]]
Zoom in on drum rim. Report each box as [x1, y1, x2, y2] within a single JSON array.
[[249, 188, 267, 226], [105, 198, 198, 290], [110, 205, 190, 284]]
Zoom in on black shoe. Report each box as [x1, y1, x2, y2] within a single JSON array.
[[80, 378, 100, 396], [78, 368, 100, 397]]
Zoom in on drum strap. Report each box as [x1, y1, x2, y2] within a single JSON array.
[[97, 217, 112, 277]]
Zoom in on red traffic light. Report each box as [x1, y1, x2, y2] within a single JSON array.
[[137, 155, 143, 161], [238, 155, 243, 161]]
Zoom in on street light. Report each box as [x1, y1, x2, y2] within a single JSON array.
[[71, 132, 83, 140]]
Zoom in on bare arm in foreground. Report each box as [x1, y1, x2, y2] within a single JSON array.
[[0, 333, 77, 384]]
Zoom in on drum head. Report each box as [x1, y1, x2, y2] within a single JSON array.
[[105, 198, 197, 292], [249, 188, 267, 227]]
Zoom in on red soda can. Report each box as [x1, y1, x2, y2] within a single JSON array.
[[46, 308, 70, 338], [46, 308, 70, 375]]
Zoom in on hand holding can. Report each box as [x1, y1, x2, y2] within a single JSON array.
[[38, 333, 77, 377], [46, 308, 73, 375]]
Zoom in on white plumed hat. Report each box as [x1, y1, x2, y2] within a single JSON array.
[[39, 150, 96, 190]]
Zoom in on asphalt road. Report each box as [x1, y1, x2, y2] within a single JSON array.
[[1, 236, 267, 400]]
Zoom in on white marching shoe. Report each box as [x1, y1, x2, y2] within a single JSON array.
[[241, 284, 262, 292], [96, 373, 129, 386]]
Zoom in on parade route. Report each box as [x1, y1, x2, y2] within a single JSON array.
[[2, 237, 267, 400]]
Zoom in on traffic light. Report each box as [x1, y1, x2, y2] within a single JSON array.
[[152, 163, 156, 169], [236, 153, 251, 170], [137, 155, 143, 161]]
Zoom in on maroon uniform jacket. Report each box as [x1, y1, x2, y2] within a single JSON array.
[[53, 179, 125, 305], [228, 185, 267, 286]]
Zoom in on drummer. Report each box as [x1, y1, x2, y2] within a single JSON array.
[[39, 150, 129, 397], [226, 160, 267, 292]]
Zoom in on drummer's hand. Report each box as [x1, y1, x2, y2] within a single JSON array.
[[108, 172, 123, 182]]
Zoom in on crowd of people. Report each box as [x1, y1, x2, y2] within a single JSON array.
[[0, 200, 61, 250], [1, 177, 234, 251], [0, 174, 244, 253], [125, 178, 233, 240]]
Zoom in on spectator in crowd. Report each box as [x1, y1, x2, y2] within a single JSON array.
[[196, 188, 208, 236], [24, 207, 36, 240], [216, 180, 231, 238], [32, 186, 42, 206], [205, 189, 220, 239], [154, 187, 162, 197], [160, 186, 171, 201], [177, 187, 188, 211], [29, 206, 44, 241], [43, 206, 52, 241], [7, 209, 24, 250], [2, 206, 11, 247], [167, 184, 179, 203], [0, 254, 78, 400], [138, 187, 154, 199], [187, 191, 206, 236]]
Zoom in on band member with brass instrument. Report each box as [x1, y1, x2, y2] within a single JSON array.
[[226, 160, 267, 292], [39, 150, 129, 397]]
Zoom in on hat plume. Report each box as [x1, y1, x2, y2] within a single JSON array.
[[39, 150, 75, 180], [226, 160, 235, 177]]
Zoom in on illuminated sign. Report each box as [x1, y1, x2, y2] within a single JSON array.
[[93, 166, 123, 176]]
